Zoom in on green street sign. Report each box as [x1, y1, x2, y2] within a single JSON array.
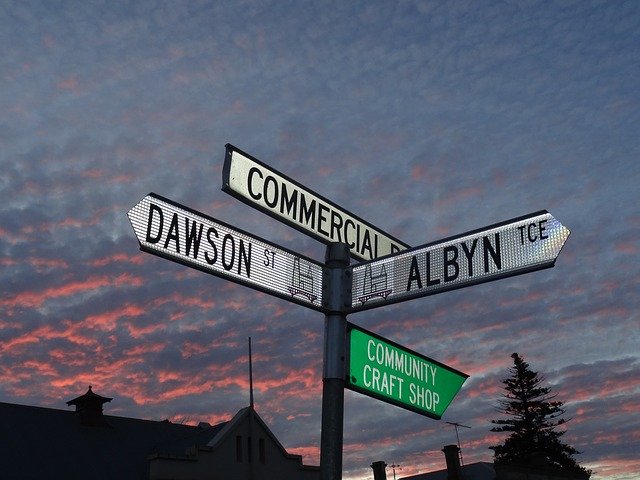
[[346, 323, 468, 419]]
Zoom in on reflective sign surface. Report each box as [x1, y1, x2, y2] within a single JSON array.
[[350, 211, 570, 312], [128, 193, 325, 311], [346, 323, 468, 419], [222, 144, 410, 261]]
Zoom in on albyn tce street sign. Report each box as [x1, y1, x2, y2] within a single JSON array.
[[349, 210, 570, 313]]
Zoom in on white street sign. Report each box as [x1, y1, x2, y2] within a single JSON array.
[[128, 193, 325, 311], [222, 144, 410, 262], [350, 211, 570, 312]]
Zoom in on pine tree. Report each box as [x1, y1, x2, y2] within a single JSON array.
[[490, 353, 590, 476]]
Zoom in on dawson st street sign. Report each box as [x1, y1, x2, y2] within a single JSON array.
[[128, 193, 325, 312]]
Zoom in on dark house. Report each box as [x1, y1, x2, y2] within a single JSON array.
[[0, 386, 319, 480]]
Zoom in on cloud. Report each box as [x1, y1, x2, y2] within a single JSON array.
[[1, 2, 639, 479]]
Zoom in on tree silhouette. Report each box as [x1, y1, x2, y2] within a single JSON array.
[[490, 353, 590, 476]]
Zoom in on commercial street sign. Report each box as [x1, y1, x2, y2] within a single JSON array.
[[128, 193, 325, 312], [346, 323, 468, 419], [222, 144, 410, 262], [350, 210, 570, 312]]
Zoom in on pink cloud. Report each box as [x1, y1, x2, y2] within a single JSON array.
[[0, 319, 21, 329], [81, 169, 103, 178], [56, 76, 79, 91], [464, 379, 502, 399], [498, 291, 544, 307], [29, 257, 69, 271], [42, 34, 55, 49], [284, 444, 319, 462], [124, 321, 165, 339], [49, 348, 89, 366], [590, 431, 625, 445], [158, 371, 182, 383], [88, 253, 145, 267], [169, 311, 186, 322], [223, 298, 248, 311], [223, 100, 246, 115], [412, 164, 426, 180], [0, 333, 40, 352], [22, 360, 58, 377], [84, 304, 145, 331], [181, 341, 209, 358], [130, 380, 221, 405], [127, 342, 166, 357], [109, 174, 136, 184], [58, 217, 85, 228], [316, 166, 333, 177], [1, 274, 144, 309], [434, 186, 484, 210], [255, 367, 321, 398], [0, 256, 17, 266], [615, 241, 637, 254], [152, 293, 216, 310], [618, 399, 640, 414]]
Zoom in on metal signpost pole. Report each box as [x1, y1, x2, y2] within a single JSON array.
[[320, 243, 351, 480]]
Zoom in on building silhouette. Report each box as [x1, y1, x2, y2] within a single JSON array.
[[398, 444, 589, 480], [0, 386, 319, 480]]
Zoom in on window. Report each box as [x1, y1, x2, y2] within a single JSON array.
[[247, 436, 252, 463], [236, 435, 242, 462], [259, 438, 266, 464]]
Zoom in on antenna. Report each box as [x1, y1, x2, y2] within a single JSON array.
[[445, 421, 471, 467], [390, 463, 402, 480], [248, 337, 254, 408]]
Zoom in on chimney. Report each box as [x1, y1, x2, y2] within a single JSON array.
[[370, 461, 387, 480], [66, 386, 112, 427], [442, 444, 462, 480]]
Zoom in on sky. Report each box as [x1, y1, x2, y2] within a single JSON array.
[[1, 1, 639, 479]]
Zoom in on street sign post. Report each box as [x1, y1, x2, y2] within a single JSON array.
[[128, 193, 325, 312], [129, 148, 572, 480], [346, 323, 468, 419], [350, 211, 570, 312], [222, 144, 410, 261]]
